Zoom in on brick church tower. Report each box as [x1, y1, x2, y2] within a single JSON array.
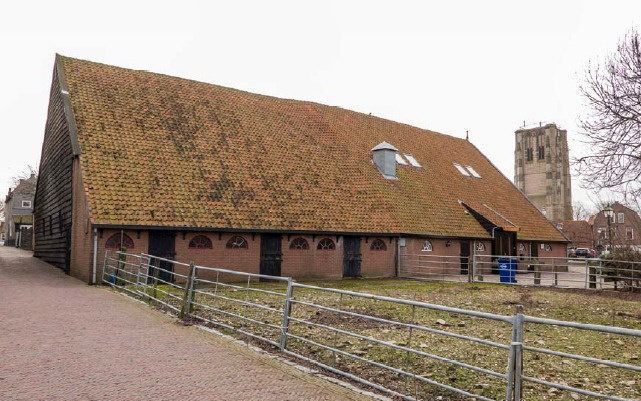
[[514, 123, 572, 221]]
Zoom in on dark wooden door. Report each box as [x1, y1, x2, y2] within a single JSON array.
[[531, 242, 539, 258], [343, 237, 362, 278], [148, 231, 176, 283], [260, 234, 282, 277], [460, 240, 470, 275], [492, 230, 516, 256]]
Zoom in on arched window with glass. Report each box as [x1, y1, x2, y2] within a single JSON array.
[[189, 235, 213, 249], [226, 235, 248, 249]]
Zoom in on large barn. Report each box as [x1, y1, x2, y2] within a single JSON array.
[[34, 55, 567, 284]]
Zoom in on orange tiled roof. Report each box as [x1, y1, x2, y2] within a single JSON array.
[[59, 55, 566, 242]]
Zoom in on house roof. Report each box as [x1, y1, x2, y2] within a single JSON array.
[[57, 55, 566, 241], [5, 175, 37, 203], [558, 220, 592, 245]]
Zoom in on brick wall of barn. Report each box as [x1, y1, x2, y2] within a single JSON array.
[[173, 232, 261, 280], [92, 231, 396, 281], [400, 237, 493, 276]]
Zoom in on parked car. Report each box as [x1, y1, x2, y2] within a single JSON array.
[[574, 248, 591, 258], [568, 248, 577, 258]]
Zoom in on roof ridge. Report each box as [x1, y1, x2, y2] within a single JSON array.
[[56, 54, 467, 142]]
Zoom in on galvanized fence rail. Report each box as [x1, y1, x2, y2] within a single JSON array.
[[400, 252, 641, 291], [102, 250, 641, 401]]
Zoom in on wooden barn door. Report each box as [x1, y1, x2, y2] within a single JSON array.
[[148, 231, 176, 283], [460, 240, 470, 275], [343, 236, 362, 278], [260, 234, 282, 277]]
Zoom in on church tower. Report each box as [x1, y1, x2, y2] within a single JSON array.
[[514, 123, 572, 221]]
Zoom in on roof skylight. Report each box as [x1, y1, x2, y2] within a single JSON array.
[[465, 165, 481, 178], [454, 163, 470, 176], [395, 153, 408, 165], [404, 154, 421, 168]]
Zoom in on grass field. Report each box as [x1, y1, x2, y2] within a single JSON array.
[[129, 277, 641, 401]]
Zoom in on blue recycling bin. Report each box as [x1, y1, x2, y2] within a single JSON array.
[[498, 257, 517, 283]]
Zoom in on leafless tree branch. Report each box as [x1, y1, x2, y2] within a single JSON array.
[[577, 29, 641, 203]]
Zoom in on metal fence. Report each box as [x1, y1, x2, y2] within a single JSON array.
[[400, 253, 641, 290], [102, 250, 641, 401]]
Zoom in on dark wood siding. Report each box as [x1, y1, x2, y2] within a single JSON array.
[[33, 67, 74, 271]]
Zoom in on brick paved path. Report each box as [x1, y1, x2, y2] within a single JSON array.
[[0, 247, 372, 401]]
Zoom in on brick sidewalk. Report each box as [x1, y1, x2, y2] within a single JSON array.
[[0, 247, 372, 401]]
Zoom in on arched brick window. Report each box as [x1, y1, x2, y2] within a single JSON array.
[[105, 233, 134, 250], [475, 242, 486, 252], [226, 235, 248, 249], [290, 237, 309, 250], [370, 238, 387, 251], [317, 238, 335, 250], [189, 235, 212, 249], [421, 240, 433, 252]]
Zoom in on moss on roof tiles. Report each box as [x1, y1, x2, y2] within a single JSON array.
[[60, 55, 565, 242]]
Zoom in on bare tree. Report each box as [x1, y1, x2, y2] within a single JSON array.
[[9, 165, 37, 188], [572, 201, 592, 221], [577, 29, 641, 203]]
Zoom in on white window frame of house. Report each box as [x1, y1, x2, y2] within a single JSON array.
[[465, 165, 482, 178], [21, 200, 32, 208], [395, 153, 408, 165], [597, 227, 608, 239], [626, 227, 634, 240], [453, 163, 470, 176], [618, 213, 625, 224], [421, 240, 433, 252], [475, 242, 485, 252], [404, 154, 422, 168]]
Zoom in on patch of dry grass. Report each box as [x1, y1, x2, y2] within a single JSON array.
[[130, 278, 641, 401]]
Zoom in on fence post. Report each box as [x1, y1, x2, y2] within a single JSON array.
[[101, 250, 109, 285], [152, 258, 160, 301], [533, 266, 541, 286], [471, 254, 477, 283], [512, 305, 524, 401], [179, 262, 196, 319], [279, 277, 294, 350], [135, 253, 143, 290]]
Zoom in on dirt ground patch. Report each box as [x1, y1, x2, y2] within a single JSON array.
[[131, 277, 641, 401]]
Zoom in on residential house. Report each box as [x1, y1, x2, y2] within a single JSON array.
[[592, 202, 641, 253], [4, 173, 36, 249], [34, 55, 567, 284], [556, 220, 593, 250]]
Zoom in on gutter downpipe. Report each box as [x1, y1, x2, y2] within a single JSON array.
[[92, 227, 98, 284], [395, 237, 401, 277]]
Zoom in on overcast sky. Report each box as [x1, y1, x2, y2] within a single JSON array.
[[1, 0, 640, 211]]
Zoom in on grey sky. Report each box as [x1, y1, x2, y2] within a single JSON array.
[[1, 0, 640, 210]]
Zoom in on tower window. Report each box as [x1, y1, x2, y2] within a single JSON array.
[[537, 146, 545, 160], [525, 148, 533, 162]]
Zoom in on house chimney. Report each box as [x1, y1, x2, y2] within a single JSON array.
[[371, 141, 398, 180]]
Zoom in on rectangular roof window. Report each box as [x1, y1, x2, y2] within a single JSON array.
[[466, 165, 481, 178], [395, 153, 408, 165], [404, 154, 421, 167], [454, 163, 470, 176]]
